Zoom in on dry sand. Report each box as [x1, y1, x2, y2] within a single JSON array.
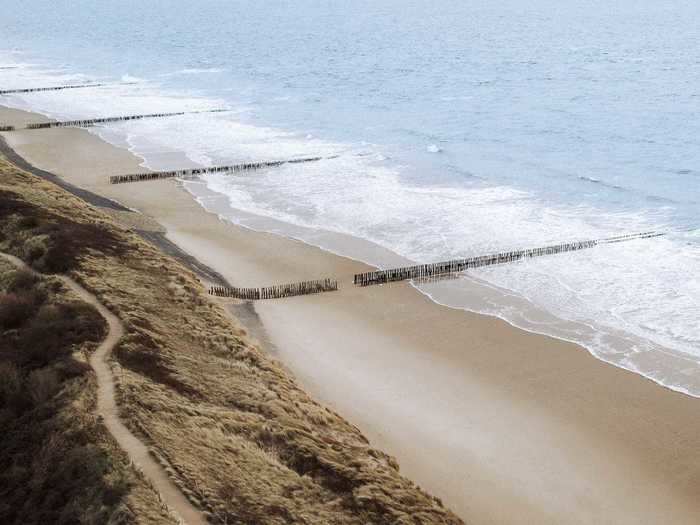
[[2, 106, 699, 524]]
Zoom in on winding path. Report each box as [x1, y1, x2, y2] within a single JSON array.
[[0, 252, 207, 525]]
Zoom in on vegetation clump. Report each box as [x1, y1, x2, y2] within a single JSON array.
[[0, 189, 125, 273], [0, 259, 124, 524], [0, 157, 462, 523], [0, 165, 176, 525]]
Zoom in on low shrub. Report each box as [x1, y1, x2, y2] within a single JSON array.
[[20, 302, 105, 368], [0, 362, 22, 409], [0, 292, 38, 330], [22, 235, 48, 265], [17, 215, 39, 230], [33, 221, 125, 273], [0, 405, 135, 524], [5, 269, 39, 293], [27, 368, 60, 405], [0, 189, 33, 219]]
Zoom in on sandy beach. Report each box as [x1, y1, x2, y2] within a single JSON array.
[[2, 106, 699, 524]]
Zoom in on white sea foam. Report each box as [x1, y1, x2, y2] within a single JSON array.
[[165, 68, 226, 76], [1, 54, 698, 396], [121, 74, 147, 83]]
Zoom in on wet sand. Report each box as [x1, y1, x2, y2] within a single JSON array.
[[2, 106, 699, 524]]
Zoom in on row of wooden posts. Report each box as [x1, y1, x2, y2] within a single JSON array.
[[0, 83, 107, 95], [0, 83, 338, 302], [597, 231, 664, 245], [353, 231, 663, 286], [0, 80, 671, 301], [26, 108, 228, 130], [1, 109, 228, 132], [209, 278, 338, 300], [108, 156, 324, 184], [207, 231, 663, 300]]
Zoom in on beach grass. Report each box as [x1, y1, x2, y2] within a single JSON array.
[[0, 156, 461, 523], [0, 252, 176, 524]]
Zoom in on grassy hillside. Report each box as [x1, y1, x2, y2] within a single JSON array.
[[0, 257, 175, 523], [0, 156, 462, 524]]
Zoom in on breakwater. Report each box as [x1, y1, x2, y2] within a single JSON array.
[[108, 156, 324, 184], [354, 231, 664, 286], [0, 83, 107, 95], [22, 108, 228, 130], [209, 278, 338, 300], [597, 231, 665, 245]]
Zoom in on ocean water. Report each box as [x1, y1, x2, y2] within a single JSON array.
[[1, 1, 699, 393]]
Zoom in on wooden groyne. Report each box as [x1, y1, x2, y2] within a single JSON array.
[[0, 83, 107, 95], [22, 108, 229, 130], [354, 231, 664, 286], [108, 156, 324, 184], [597, 231, 665, 244], [209, 278, 338, 300]]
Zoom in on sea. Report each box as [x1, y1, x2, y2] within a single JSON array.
[[1, 0, 698, 394]]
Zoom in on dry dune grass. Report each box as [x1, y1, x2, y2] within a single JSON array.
[[0, 257, 176, 524], [0, 157, 462, 524]]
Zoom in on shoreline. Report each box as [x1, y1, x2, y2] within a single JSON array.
[[2, 106, 700, 523], [180, 154, 700, 399], [1, 153, 461, 523]]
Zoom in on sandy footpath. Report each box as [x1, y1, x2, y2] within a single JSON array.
[[2, 106, 699, 524], [0, 252, 206, 525]]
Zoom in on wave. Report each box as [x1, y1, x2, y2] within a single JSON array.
[[577, 174, 688, 206], [2, 52, 698, 397], [120, 74, 148, 83], [165, 67, 226, 76], [577, 175, 626, 190]]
